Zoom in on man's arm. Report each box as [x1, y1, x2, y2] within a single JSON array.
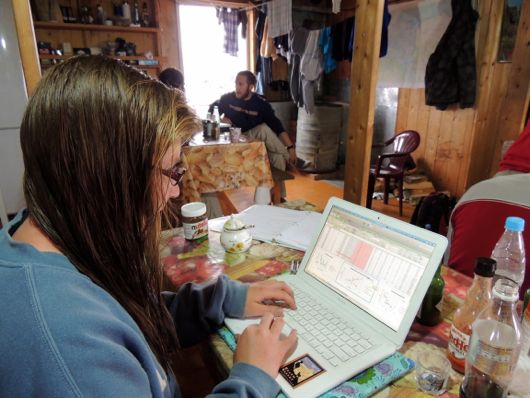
[[208, 99, 220, 115], [278, 131, 297, 165], [262, 101, 297, 165]]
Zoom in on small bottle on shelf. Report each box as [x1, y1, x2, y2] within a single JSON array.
[[447, 257, 496, 373], [122, 1, 131, 22], [141, 2, 150, 27], [459, 278, 522, 398], [132, 1, 141, 25]]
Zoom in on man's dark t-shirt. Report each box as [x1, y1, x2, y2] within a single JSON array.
[[217, 92, 285, 135]]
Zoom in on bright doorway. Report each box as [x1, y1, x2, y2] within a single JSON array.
[[179, 5, 248, 117]]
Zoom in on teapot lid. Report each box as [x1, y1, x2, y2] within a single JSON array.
[[223, 215, 246, 231]]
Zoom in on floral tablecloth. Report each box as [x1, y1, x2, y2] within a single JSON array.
[[180, 137, 274, 204], [161, 230, 303, 287], [162, 229, 529, 397]]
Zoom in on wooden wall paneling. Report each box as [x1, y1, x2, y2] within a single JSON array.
[[436, 108, 465, 194], [395, 89, 410, 132], [490, 0, 530, 173], [89, 31, 158, 54], [455, 108, 476, 196], [422, 106, 442, 189], [464, 0, 504, 189], [11, 0, 41, 95], [395, 88, 476, 197], [35, 28, 84, 48], [486, 63, 512, 175], [158, 0, 180, 71], [343, 0, 385, 205], [410, 89, 429, 160]]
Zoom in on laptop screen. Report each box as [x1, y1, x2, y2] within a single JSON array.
[[304, 205, 436, 331]]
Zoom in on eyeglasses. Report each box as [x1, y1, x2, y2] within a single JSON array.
[[161, 162, 187, 186]]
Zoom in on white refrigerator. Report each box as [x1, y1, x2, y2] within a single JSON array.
[[0, 0, 28, 217]]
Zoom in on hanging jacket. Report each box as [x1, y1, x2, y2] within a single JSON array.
[[425, 0, 478, 110]]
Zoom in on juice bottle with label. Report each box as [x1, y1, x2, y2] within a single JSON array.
[[459, 278, 522, 398], [448, 257, 496, 373]]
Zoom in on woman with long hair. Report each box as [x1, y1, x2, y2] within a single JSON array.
[[0, 56, 297, 397]]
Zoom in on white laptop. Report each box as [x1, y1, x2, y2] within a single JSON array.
[[225, 197, 448, 398]]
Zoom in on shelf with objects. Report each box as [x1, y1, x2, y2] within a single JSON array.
[[31, 1, 162, 77]]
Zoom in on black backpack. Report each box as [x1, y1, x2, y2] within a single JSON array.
[[410, 193, 456, 235]]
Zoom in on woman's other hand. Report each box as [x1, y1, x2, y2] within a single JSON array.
[[234, 313, 298, 378], [244, 280, 297, 317]]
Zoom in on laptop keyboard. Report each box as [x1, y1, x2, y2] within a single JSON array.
[[285, 287, 374, 367]]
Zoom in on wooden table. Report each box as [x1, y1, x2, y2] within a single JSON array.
[[160, 229, 523, 397]]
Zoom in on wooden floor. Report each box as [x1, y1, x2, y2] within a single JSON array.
[[223, 169, 415, 222]]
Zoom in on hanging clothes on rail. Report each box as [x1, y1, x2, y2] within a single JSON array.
[[239, 9, 247, 39], [255, 7, 267, 94], [320, 26, 336, 74], [300, 29, 323, 114], [268, 0, 292, 38], [380, 0, 391, 57], [331, 16, 355, 61], [260, 17, 276, 58], [218, 8, 240, 56], [332, 0, 342, 14], [289, 28, 309, 109], [425, 0, 478, 110]]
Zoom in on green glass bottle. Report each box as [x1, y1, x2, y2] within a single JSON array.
[[417, 264, 445, 326]]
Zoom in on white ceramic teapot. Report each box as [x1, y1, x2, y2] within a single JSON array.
[[220, 215, 253, 253]]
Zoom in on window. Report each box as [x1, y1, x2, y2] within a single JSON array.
[[179, 5, 247, 117]]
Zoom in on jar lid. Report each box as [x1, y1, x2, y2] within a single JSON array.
[[181, 202, 206, 218], [505, 216, 525, 232], [223, 215, 246, 231], [474, 257, 496, 277]]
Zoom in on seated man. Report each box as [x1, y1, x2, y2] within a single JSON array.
[[446, 120, 530, 297], [210, 71, 296, 200]]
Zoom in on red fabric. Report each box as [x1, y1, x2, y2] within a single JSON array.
[[448, 200, 530, 298], [499, 120, 530, 173]]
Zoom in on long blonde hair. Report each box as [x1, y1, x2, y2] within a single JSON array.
[[20, 56, 201, 370]]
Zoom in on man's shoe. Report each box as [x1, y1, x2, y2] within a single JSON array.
[[296, 157, 312, 169]]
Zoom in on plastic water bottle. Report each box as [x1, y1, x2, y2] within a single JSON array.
[[521, 300, 530, 358], [491, 217, 525, 290], [460, 279, 522, 398]]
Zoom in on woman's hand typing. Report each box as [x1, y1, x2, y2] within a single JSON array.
[[244, 280, 297, 317], [234, 313, 298, 378]]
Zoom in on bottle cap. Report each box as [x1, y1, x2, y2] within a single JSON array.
[[492, 279, 519, 302], [474, 257, 496, 277], [505, 216, 525, 232], [181, 202, 206, 218]]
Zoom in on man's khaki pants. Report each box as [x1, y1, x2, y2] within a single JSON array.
[[245, 123, 289, 198]]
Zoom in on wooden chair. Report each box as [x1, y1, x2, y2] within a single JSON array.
[[270, 167, 294, 205], [366, 130, 420, 216]]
